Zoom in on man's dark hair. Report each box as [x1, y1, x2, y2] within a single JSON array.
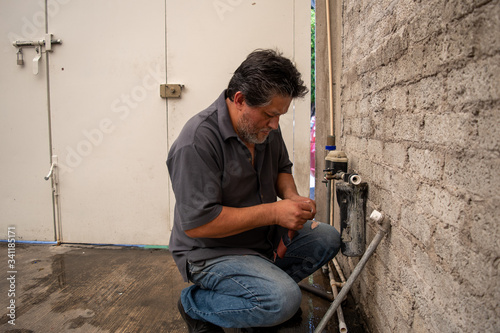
[[226, 49, 308, 107]]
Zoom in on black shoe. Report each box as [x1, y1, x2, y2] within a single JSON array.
[[178, 298, 225, 333]]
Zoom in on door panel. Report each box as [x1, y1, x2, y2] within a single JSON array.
[[49, 0, 169, 245], [166, 0, 311, 213], [1, 0, 310, 245], [0, 1, 54, 241]]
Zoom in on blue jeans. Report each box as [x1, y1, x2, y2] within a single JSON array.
[[180, 221, 341, 328]]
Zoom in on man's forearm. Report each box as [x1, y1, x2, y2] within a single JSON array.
[[276, 172, 300, 200], [185, 173, 316, 239], [185, 199, 316, 239], [184, 204, 276, 239]]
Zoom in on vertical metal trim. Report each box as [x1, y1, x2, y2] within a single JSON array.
[[164, 0, 169, 150], [44, 0, 62, 244], [164, 0, 172, 231]]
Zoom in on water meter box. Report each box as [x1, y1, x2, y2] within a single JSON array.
[[325, 150, 348, 174], [336, 181, 368, 257]]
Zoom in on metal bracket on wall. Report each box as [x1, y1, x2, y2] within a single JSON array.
[[160, 84, 184, 98]]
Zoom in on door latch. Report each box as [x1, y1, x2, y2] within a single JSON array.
[[44, 158, 57, 181], [13, 33, 62, 74], [160, 84, 184, 98], [13, 33, 62, 50]]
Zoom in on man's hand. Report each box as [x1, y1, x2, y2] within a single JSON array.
[[185, 198, 316, 239], [272, 197, 316, 231], [288, 194, 316, 215]]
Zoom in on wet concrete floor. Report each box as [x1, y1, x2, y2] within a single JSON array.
[[0, 243, 367, 332]]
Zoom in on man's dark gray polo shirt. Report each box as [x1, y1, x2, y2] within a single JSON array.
[[167, 90, 293, 281]]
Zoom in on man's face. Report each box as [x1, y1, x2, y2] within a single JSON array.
[[236, 95, 292, 145]]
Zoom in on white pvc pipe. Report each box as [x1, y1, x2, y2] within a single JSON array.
[[333, 257, 347, 284], [315, 211, 390, 333], [328, 262, 348, 333]]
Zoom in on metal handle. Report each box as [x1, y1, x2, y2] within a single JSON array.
[[44, 162, 56, 180], [13, 39, 62, 47]]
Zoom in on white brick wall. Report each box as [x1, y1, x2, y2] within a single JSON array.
[[337, 0, 500, 331]]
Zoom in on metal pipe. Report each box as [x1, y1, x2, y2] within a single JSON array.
[[328, 262, 348, 333], [13, 40, 45, 47], [326, 178, 332, 225], [315, 211, 390, 333], [45, 156, 63, 245], [320, 177, 333, 296], [12, 39, 62, 47], [324, 171, 362, 185], [324, 162, 347, 332], [299, 282, 334, 301], [325, 0, 334, 138]]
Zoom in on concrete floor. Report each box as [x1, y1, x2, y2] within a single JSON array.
[[0, 243, 367, 332]]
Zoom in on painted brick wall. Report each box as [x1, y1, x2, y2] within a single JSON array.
[[337, 0, 500, 332]]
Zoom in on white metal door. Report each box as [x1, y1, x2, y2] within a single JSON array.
[[0, 0, 310, 246], [0, 2, 55, 241], [165, 0, 312, 223], [48, 0, 169, 245]]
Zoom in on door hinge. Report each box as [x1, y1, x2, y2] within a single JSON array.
[[160, 84, 184, 98]]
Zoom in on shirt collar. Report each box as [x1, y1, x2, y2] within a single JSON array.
[[217, 90, 238, 141]]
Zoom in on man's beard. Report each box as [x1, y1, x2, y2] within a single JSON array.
[[237, 113, 271, 145]]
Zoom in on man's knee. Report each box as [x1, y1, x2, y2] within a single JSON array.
[[275, 280, 302, 321], [253, 278, 302, 327], [317, 222, 341, 257]]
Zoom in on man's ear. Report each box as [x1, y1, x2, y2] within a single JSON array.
[[233, 91, 246, 109]]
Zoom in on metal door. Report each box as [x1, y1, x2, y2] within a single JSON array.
[[48, 0, 169, 245], [165, 0, 311, 223], [0, 2, 55, 241], [0, 0, 310, 246]]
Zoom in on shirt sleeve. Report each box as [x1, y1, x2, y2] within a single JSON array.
[[276, 127, 293, 174], [167, 139, 223, 231]]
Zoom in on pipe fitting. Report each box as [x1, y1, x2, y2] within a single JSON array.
[[370, 210, 391, 233], [347, 173, 362, 185], [323, 170, 362, 185], [369, 210, 384, 223]]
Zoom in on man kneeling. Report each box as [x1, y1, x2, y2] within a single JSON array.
[[167, 49, 341, 332]]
